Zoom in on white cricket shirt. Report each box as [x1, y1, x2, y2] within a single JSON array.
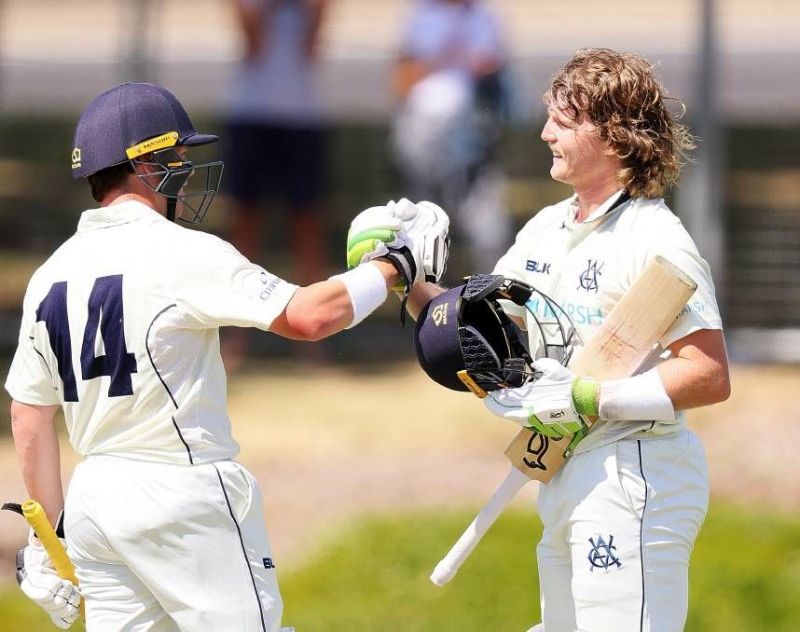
[[5, 201, 298, 464], [493, 192, 723, 454]]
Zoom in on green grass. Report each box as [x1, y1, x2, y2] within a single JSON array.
[[2, 502, 799, 631], [280, 509, 541, 631], [0, 587, 57, 630], [687, 504, 800, 631]]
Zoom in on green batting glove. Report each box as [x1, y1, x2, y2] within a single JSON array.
[[484, 359, 599, 441], [346, 227, 399, 270], [563, 422, 590, 457], [525, 410, 585, 439]]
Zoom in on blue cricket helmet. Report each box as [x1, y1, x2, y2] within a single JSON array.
[[71, 82, 218, 179], [413, 275, 577, 395], [71, 83, 224, 224]]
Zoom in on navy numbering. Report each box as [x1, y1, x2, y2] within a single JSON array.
[[36, 274, 138, 402]]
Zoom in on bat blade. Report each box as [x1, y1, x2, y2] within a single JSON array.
[[570, 255, 697, 380], [431, 255, 697, 585], [515, 255, 697, 483]]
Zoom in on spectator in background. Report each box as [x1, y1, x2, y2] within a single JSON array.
[[222, 0, 331, 368], [391, 0, 514, 276]]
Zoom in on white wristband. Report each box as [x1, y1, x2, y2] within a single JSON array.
[[329, 263, 388, 328], [598, 367, 675, 422]]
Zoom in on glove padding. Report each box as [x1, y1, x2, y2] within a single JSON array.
[[346, 198, 449, 289], [401, 199, 449, 285], [17, 531, 81, 629], [346, 204, 406, 270], [484, 358, 588, 439]]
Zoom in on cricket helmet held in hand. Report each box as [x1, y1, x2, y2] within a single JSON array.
[[413, 275, 576, 395]]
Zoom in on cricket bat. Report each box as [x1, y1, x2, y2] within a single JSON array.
[[2, 498, 84, 617], [21, 499, 79, 587], [430, 255, 697, 586]]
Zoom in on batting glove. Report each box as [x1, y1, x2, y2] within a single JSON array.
[[401, 199, 450, 286], [484, 358, 598, 440], [346, 204, 406, 269], [346, 199, 449, 290], [16, 530, 81, 629]]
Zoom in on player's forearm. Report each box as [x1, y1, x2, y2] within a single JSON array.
[[10, 401, 64, 526], [275, 261, 399, 340], [404, 282, 446, 321]]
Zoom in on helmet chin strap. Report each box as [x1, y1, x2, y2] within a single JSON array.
[[166, 197, 177, 222]]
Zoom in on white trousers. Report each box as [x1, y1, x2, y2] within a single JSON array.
[[64, 456, 283, 631], [536, 431, 709, 632]]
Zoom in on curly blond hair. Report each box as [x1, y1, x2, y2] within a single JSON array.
[[544, 48, 695, 198]]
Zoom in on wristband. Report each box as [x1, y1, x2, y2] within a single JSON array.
[[329, 263, 388, 328], [571, 377, 600, 416], [598, 367, 675, 422]]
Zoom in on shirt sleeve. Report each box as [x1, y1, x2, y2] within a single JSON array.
[[5, 278, 62, 406], [640, 214, 723, 349], [174, 235, 298, 331]]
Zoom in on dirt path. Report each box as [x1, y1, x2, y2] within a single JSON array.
[[1, 362, 797, 581]]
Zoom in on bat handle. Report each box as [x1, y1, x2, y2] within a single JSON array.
[[430, 467, 530, 586], [22, 500, 79, 586]]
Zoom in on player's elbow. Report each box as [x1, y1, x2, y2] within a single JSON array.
[[712, 368, 731, 403], [290, 314, 335, 341], [271, 284, 353, 341], [701, 361, 731, 405], [276, 305, 341, 341]]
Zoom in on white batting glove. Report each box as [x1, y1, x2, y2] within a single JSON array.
[[16, 531, 81, 629], [484, 358, 597, 439], [396, 199, 450, 285], [346, 199, 449, 289]]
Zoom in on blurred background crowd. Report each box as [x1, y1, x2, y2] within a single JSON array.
[[0, 0, 798, 366]]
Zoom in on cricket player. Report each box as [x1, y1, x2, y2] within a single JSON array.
[[352, 48, 730, 631], [6, 82, 448, 631]]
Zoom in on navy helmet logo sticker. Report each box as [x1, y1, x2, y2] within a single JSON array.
[[432, 303, 449, 326], [578, 259, 604, 293], [588, 534, 622, 571]]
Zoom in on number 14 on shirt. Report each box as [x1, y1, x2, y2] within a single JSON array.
[[35, 274, 138, 402]]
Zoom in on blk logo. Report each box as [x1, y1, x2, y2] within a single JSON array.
[[526, 260, 551, 275], [588, 535, 622, 571], [263, 557, 275, 569], [578, 259, 604, 293]]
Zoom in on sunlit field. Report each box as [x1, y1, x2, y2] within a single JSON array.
[[2, 501, 800, 631]]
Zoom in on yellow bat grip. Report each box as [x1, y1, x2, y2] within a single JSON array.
[[22, 499, 79, 586]]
